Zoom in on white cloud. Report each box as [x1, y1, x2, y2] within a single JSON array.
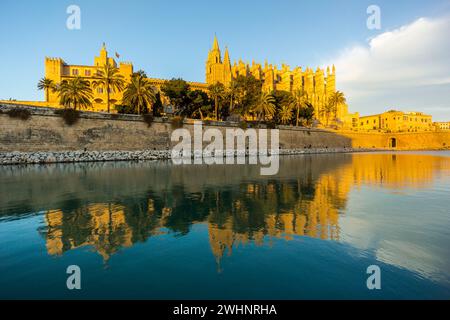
[[325, 16, 450, 121]]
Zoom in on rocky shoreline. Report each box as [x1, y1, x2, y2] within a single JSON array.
[[0, 148, 380, 165]]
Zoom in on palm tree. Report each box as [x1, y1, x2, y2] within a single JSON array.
[[226, 81, 239, 113], [252, 92, 276, 122], [323, 91, 347, 126], [133, 70, 147, 78], [322, 101, 335, 126], [122, 75, 156, 115], [299, 101, 315, 126], [290, 89, 308, 126], [279, 104, 293, 125], [329, 91, 346, 120], [208, 82, 225, 121], [37, 77, 55, 102], [57, 77, 93, 110], [93, 62, 125, 113]]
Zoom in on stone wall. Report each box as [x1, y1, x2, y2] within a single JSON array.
[[1, 103, 449, 153], [341, 131, 450, 150], [0, 104, 172, 152]]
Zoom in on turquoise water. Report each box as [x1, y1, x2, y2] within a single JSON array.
[[0, 151, 449, 299]]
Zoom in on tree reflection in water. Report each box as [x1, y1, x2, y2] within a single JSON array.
[[1, 152, 448, 267]]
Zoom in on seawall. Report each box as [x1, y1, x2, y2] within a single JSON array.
[[1, 103, 449, 159]]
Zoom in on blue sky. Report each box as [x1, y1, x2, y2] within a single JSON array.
[[1, 0, 449, 120]]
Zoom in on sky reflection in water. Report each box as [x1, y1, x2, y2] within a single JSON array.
[[0, 151, 449, 299]]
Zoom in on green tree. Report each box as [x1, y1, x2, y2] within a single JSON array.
[[93, 62, 125, 113], [133, 70, 148, 78], [37, 77, 55, 102], [279, 104, 293, 125], [233, 75, 262, 117], [161, 78, 191, 113], [253, 92, 276, 122], [328, 91, 347, 123], [290, 89, 309, 126], [152, 92, 164, 117], [208, 82, 226, 121], [187, 90, 212, 119], [122, 74, 156, 115], [57, 77, 93, 110], [298, 102, 315, 126], [273, 90, 293, 124], [322, 100, 336, 126], [226, 80, 239, 113]]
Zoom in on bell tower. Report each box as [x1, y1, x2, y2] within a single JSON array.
[[206, 35, 224, 85], [94, 43, 116, 67]]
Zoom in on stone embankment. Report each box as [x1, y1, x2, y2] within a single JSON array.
[[3, 103, 448, 161], [0, 148, 373, 165]]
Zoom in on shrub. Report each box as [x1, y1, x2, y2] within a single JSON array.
[[55, 108, 80, 126], [142, 113, 154, 127], [171, 116, 184, 129], [6, 108, 31, 120], [266, 121, 276, 129], [238, 121, 248, 130], [115, 104, 135, 114]]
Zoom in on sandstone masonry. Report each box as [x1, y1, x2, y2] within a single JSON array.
[[1, 103, 449, 166]]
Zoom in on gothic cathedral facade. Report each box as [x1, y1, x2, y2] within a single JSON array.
[[205, 36, 350, 125]]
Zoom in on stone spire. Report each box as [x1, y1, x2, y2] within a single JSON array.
[[208, 35, 222, 64], [223, 46, 231, 66], [212, 35, 220, 51], [223, 46, 232, 85]]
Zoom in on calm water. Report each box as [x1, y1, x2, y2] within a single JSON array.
[[0, 151, 449, 299]]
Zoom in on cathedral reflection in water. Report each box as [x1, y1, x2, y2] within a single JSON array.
[[33, 153, 450, 268]]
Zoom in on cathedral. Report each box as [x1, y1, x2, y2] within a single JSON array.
[[205, 36, 350, 124], [2, 38, 356, 127]]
